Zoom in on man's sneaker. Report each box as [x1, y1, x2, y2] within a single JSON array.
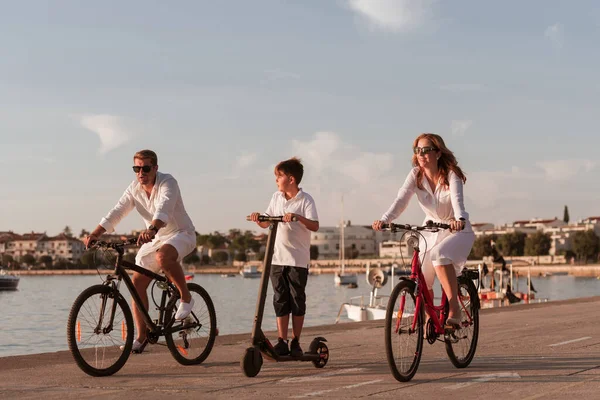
[[290, 338, 303, 357], [175, 298, 195, 320], [120, 339, 147, 354], [274, 338, 290, 356]]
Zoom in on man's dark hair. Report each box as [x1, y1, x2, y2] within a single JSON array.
[[275, 157, 304, 184]]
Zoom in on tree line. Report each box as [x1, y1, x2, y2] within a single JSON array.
[[469, 229, 600, 263]]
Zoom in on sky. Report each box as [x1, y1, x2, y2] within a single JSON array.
[[1, 0, 600, 236]]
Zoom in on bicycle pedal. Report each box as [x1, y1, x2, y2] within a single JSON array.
[[444, 333, 460, 344]]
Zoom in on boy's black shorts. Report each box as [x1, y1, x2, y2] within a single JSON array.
[[270, 265, 309, 317]]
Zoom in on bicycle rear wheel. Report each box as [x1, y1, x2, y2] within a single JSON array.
[[385, 280, 423, 382], [445, 277, 479, 368], [67, 284, 134, 376], [165, 283, 217, 365]]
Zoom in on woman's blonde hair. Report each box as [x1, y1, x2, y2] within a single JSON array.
[[411, 133, 466, 189]]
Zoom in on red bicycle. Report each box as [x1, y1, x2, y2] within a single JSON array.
[[383, 221, 480, 382]]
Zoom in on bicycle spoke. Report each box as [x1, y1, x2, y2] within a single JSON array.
[[445, 280, 479, 368], [68, 285, 133, 376], [385, 281, 422, 381]]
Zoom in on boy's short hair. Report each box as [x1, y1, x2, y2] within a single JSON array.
[[275, 157, 304, 184], [134, 149, 158, 166]]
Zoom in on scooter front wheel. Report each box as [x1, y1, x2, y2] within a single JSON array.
[[241, 347, 263, 377], [309, 340, 329, 368]]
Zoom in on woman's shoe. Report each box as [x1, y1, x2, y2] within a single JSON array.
[[445, 316, 462, 330]]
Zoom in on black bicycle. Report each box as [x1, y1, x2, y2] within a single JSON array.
[[67, 238, 217, 376]]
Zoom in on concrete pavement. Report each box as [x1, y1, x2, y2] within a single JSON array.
[[2, 296, 600, 399]]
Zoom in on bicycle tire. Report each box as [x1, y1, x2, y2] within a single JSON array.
[[445, 276, 479, 368], [67, 284, 134, 376], [385, 279, 424, 382], [165, 283, 217, 365]]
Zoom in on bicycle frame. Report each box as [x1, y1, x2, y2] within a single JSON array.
[[399, 237, 474, 336], [405, 246, 449, 336], [101, 249, 194, 340]]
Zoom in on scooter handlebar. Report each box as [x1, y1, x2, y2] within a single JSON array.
[[246, 215, 298, 222]]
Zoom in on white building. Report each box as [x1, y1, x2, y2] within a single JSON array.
[[310, 222, 400, 259], [379, 240, 414, 259]]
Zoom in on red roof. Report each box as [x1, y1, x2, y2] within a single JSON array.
[[44, 233, 83, 242], [16, 233, 46, 241], [586, 216, 600, 221], [513, 218, 558, 225], [532, 218, 559, 224]]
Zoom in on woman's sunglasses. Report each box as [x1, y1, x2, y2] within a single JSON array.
[[413, 146, 438, 156], [132, 165, 153, 173]]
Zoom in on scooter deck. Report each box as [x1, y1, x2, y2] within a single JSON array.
[[260, 351, 321, 362]]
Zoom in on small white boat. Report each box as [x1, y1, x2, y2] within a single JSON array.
[[0, 269, 20, 291], [240, 265, 261, 278], [334, 197, 358, 287], [334, 272, 358, 286], [336, 264, 392, 323]]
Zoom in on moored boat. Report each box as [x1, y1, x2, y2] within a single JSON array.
[[240, 265, 261, 278], [0, 269, 20, 290]]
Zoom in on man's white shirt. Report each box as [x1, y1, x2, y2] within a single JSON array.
[[100, 172, 195, 237]]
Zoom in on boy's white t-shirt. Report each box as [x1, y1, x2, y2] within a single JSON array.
[[265, 189, 318, 268]]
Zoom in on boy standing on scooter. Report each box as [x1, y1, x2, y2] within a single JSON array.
[[250, 157, 319, 357]]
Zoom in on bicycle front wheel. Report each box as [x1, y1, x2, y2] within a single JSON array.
[[67, 284, 134, 376], [165, 283, 217, 365], [445, 277, 479, 368], [385, 280, 423, 382]]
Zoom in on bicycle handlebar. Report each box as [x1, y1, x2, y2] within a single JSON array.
[[246, 215, 298, 222], [381, 220, 452, 232], [88, 237, 138, 250]]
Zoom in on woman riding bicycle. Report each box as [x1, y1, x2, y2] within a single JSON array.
[[372, 133, 475, 327]]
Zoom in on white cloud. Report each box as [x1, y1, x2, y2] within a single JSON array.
[[536, 159, 595, 181], [451, 120, 473, 136], [545, 23, 564, 49], [0, 156, 55, 165], [467, 169, 534, 211], [292, 131, 394, 186], [347, 0, 437, 32], [261, 69, 300, 84], [236, 152, 257, 169], [440, 84, 484, 92], [80, 114, 132, 154], [465, 160, 598, 224], [225, 152, 259, 180], [290, 131, 405, 225]]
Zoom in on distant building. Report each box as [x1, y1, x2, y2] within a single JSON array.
[[512, 217, 566, 230], [471, 223, 495, 232], [37, 233, 86, 262], [379, 240, 414, 259], [310, 221, 399, 259]]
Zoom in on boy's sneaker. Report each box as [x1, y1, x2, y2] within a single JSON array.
[[290, 338, 303, 357], [274, 338, 290, 356]]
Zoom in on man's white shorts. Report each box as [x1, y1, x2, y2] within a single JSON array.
[[135, 231, 196, 273]]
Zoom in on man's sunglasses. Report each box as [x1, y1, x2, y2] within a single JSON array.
[[413, 146, 438, 156], [132, 165, 153, 173]]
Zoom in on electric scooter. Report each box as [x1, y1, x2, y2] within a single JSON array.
[[241, 215, 329, 377]]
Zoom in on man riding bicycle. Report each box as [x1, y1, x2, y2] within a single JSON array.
[[84, 149, 197, 353]]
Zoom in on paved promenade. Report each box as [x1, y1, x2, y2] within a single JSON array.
[[2, 297, 600, 399]]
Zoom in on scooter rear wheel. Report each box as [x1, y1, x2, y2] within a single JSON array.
[[241, 347, 263, 377]]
